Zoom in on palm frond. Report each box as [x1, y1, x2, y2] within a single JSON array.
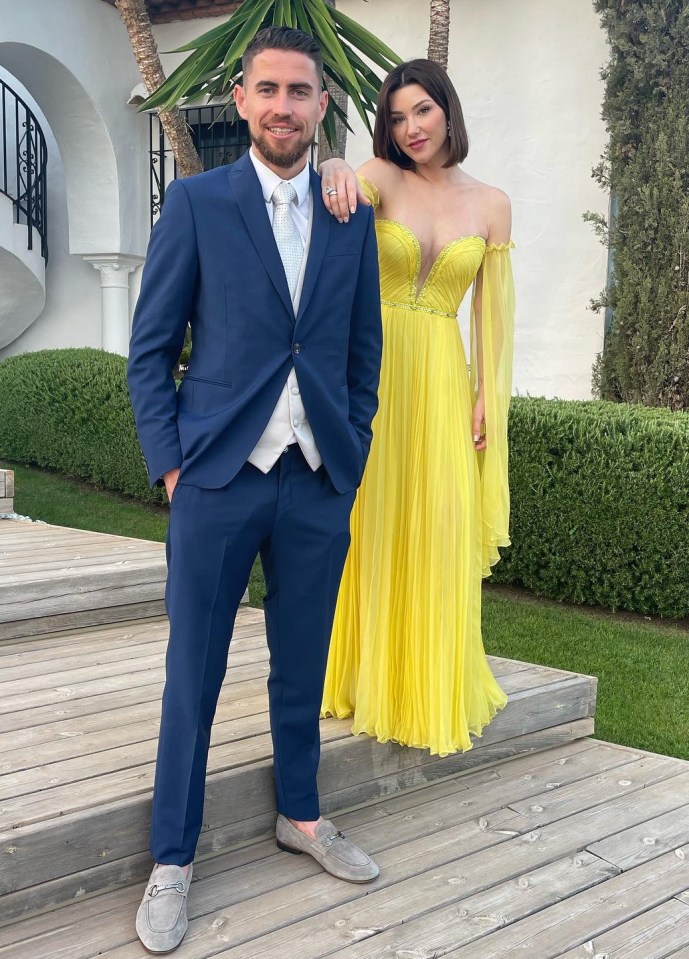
[[141, 0, 402, 148]]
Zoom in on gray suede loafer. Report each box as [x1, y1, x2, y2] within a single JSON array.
[[276, 814, 379, 883], [136, 863, 193, 954]]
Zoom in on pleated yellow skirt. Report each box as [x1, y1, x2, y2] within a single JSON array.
[[322, 300, 508, 756]]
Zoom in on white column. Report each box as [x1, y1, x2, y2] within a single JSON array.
[[83, 254, 144, 355]]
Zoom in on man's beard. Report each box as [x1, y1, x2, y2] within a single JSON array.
[[251, 127, 314, 169]]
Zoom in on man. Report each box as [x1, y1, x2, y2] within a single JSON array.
[[127, 26, 382, 954]]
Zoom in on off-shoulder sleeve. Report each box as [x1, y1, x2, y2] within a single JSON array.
[[357, 175, 380, 210], [470, 242, 516, 575]]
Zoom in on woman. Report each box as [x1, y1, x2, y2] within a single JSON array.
[[319, 59, 515, 756]]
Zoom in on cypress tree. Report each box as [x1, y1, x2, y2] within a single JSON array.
[[593, 1, 689, 409]]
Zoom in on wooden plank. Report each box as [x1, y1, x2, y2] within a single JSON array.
[[0, 603, 167, 640], [443, 844, 689, 958], [0, 499, 13, 513], [0, 608, 263, 658], [372, 736, 600, 816], [0, 655, 268, 719], [0, 523, 156, 545], [556, 899, 689, 958], [0, 622, 264, 677], [0, 570, 166, 618], [321, 853, 618, 959], [0, 664, 268, 736], [588, 804, 689, 870], [0, 849, 615, 959], [0, 674, 595, 835], [316, 676, 597, 801], [0, 629, 265, 691], [0, 634, 169, 677], [0, 733, 662, 903], [320, 719, 595, 816], [0, 470, 13, 499], [78, 779, 689, 959], [0, 742, 682, 950], [0, 542, 162, 567], [0, 650, 168, 701], [0, 585, 167, 626], [0, 679, 269, 758], [507, 754, 689, 827], [0, 714, 348, 833], [0, 699, 285, 797], [0, 635, 170, 681], [0, 637, 264, 699], [0, 553, 165, 583]]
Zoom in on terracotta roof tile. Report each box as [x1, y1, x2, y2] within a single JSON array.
[[101, 0, 241, 24]]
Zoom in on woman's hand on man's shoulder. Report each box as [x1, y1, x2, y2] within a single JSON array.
[[319, 157, 369, 223]]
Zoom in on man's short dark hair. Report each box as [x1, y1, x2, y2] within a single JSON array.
[[242, 26, 324, 83], [373, 59, 469, 169]]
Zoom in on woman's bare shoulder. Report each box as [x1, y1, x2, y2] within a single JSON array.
[[357, 157, 403, 205], [466, 178, 511, 244]]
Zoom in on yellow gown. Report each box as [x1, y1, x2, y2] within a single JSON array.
[[322, 177, 516, 757]]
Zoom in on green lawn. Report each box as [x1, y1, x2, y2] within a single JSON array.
[[482, 587, 689, 760], [5, 461, 689, 760]]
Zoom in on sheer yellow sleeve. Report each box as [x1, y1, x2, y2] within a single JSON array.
[[470, 242, 515, 576], [357, 175, 380, 210]]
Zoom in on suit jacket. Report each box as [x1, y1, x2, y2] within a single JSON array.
[[127, 152, 382, 495]]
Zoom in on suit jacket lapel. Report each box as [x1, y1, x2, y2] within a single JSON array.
[[228, 153, 294, 318], [296, 165, 331, 325]]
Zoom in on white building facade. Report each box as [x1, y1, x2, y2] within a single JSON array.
[[0, 0, 610, 400]]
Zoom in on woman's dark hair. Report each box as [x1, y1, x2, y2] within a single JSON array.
[[242, 26, 323, 83], [373, 59, 469, 169]]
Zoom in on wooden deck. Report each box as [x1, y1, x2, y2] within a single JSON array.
[[3, 517, 688, 956], [0, 607, 596, 926], [2, 737, 689, 958], [0, 519, 167, 639]]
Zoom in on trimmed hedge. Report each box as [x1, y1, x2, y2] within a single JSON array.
[[0, 350, 687, 617], [493, 397, 689, 618], [0, 348, 164, 504]]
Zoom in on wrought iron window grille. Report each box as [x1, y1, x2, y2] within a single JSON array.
[[149, 104, 251, 226], [0, 79, 48, 262]]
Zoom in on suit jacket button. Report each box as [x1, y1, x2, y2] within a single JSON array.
[[292, 343, 301, 354]]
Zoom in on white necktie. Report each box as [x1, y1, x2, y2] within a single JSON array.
[[271, 181, 303, 302]]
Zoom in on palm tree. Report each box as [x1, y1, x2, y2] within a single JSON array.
[[115, 0, 203, 177], [318, 0, 349, 162], [428, 0, 451, 69], [143, 0, 401, 158]]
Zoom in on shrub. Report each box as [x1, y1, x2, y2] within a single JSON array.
[[1, 351, 687, 617], [0, 348, 164, 504], [592, 1, 689, 408], [493, 397, 689, 618]]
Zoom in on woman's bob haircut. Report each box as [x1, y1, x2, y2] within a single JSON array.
[[373, 59, 469, 170]]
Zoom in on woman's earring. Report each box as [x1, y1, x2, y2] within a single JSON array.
[[447, 123, 452, 139]]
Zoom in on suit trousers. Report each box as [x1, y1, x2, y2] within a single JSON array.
[[150, 446, 356, 865]]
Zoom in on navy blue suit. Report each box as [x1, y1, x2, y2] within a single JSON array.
[[127, 153, 382, 865]]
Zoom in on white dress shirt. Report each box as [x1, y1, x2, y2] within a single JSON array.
[[246, 148, 323, 473]]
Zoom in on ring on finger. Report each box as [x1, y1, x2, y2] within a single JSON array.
[[325, 186, 338, 197]]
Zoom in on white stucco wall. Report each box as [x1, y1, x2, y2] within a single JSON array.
[[340, 0, 610, 399], [0, 69, 102, 357], [0, 0, 609, 397], [0, 0, 150, 357]]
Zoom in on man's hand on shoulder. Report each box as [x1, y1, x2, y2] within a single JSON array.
[[164, 468, 181, 503]]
